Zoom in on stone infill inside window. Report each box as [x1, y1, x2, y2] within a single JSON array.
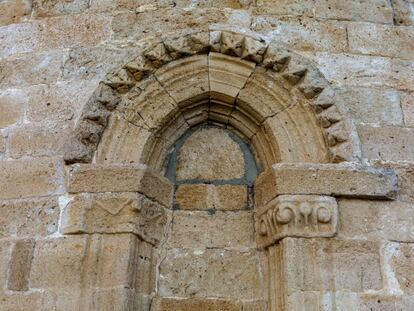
[[165, 125, 259, 212]]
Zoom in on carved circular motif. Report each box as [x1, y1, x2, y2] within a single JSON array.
[[316, 206, 332, 223], [276, 204, 294, 224]]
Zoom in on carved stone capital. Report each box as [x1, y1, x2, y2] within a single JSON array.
[[255, 195, 338, 248]]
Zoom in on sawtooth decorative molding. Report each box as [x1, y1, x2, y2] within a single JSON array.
[[63, 26, 361, 170]]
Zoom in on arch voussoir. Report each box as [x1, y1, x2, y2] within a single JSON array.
[[63, 26, 361, 168]]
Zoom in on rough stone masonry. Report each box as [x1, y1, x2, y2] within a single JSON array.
[[0, 1, 414, 311]]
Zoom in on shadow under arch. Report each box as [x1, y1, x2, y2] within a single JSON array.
[[63, 27, 361, 171]]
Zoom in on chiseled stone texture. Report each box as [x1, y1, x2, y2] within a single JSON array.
[[176, 127, 245, 181], [338, 199, 414, 242], [168, 210, 255, 249], [175, 184, 248, 211], [359, 125, 414, 162], [281, 238, 383, 293], [0, 158, 62, 200], [2, 1, 414, 310], [159, 248, 265, 299], [0, 197, 59, 238]]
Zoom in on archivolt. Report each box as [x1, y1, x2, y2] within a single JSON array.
[[63, 27, 361, 171]]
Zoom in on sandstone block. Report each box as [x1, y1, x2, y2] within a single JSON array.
[[176, 127, 246, 181], [0, 0, 31, 26], [338, 199, 414, 242], [9, 124, 69, 158], [0, 158, 61, 200], [209, 52, 255, 103], [61, 193, 170, 246], [0, 197, 59, 238], [63, 46, 138, 81], [255, 163, 397, 207], [32, 0, 89, 17], [151, 297, 242, 311], [0, 240, 11, 290], [336, 87, 403, 126], [159, 248, 265, 299], [26, 80, 97, 124], [175, 184, 248, 211], [66, 164, 173, 207], [0, 88, 25, 128], [111, 8, 228, 40], [389, 243, 414, 294], [30, 236, 88, 289], [155, 55, 209, 106], [0, 52, 63, 88], [118, 77, 178, 130], [402, 91, 414, 127], [0, 134, 5, 156], [7, 239, 35, 291], [280, 238, 383, 293], [168, 210, 254, 249], [359, 125, 414, 162], [253, 17, 347, 53], [0, 291, 56, 311], [316, 52, 414, 91], [0, 14, 110, 58], [96, 114, 152, 165], [255, 0, 393, 23], [391, 0, 414, 25], [256, 195, 338, 247], [348, 22, 414, 60]]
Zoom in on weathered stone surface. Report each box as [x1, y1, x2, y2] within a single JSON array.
[[348, 22, 414, 60], [66, 164, 173, 207], [255, 163, 397, 207], [255, 0, 393, 23], [32, 0, 89, 17], [118, 77, 178, 130], [402, 91, 414, 127], [176, 127, 245, 181], [25, 81, 97, 125], [61, 192, 170, 245], [151, 297, 242, 311], [0, 240, 11, 290], [336, 87, 403, 126], [209, 52, 256, 103], [0, 291, 56, 311], [0, 197, 59, 238], [155, 55, 209, 106], [0, 158, 61, 200], [30, 236, 87, 289], [175, 184, 248, 211], [95, 114, 152, 165], [391, 0, 414, 25], [159, 248, 265, 299], [389, 243, 414, 294], [111, 8, 228, 40], [256, 195, 338, 247], [316, 52, 414, 91], [0, 14, 110, 58], [62, 46, 138, 81], [0, 88, 25, 128], [0, 0, 32, 26], [7, 239, 35, 291], [359, 125, 414, 162], [253, 17, 347, 53], [30, 234, 155, 295], [280, 238, 383, 293], [338, 199, 414, 242], [168, 210, 254, 248], [0, 52, 63, 88], [9, 124, 69, 158]]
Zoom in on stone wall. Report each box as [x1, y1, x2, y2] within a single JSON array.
[[0, 1, 414, 310]]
